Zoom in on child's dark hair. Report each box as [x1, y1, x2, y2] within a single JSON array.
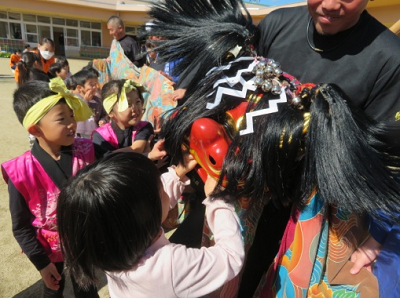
[[101, 79, 144, 104], [16, 52, 49, 87], [55, 56, 69, 68], [39, 37, 55, 48], [81, 64, 100, 78], [65, 67, 98, 90], [48, 62, 64, 79], [13, 80, 56, 124], [57, 152, 162, 288]]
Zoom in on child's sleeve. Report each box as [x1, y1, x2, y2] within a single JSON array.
[[170, 198, 244, 297], [92, 131, 116, 159], [133, 122, 154, 142], [161, 167, 190, 209], [8, 181, 51, 271]]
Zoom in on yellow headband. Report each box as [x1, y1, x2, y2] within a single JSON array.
[[102, 79, 147, 114], [22, 77, 93, 129]]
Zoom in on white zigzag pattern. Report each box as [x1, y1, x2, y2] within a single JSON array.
[[240, 88, 287, 135], [206, 58, 258, 109]]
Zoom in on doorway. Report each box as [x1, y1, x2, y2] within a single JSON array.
[[53, 27, 65, 56]]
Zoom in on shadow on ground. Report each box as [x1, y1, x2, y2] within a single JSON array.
[[12, 271, 108, 298]]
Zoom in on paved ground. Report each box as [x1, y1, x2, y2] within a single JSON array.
[[0, 58, 110, 297]]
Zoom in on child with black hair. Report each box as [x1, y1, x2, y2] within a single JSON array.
[[48, 62, 70, 81], [67, 67, 107, 139], [92, 79, 154, 158], [9, 49, 22, 72], [1, 77, 100, 297], [57, 152, 244, 297], [23, 44, 31, 53], [15, 52, 49, 87], [55, 56, 71, 80]]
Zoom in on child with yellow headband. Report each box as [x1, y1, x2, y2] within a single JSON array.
[[1, 77, 100, 297], [92, 79, 154, 159]]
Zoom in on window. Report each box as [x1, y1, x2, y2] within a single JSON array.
[[26, 24, 37, 34], [125, 26, 136, 35], [23, 14, 37, 22], [1, 12, 104, 49], [91, 22, 101, 30], [80, 21, 91, 29], [38, 25, 51, 41], [66, 28, 78, 46], [53, 18, 65, 25], [0, 21, 8, 38], [37, 16, 50, 24], [66, 19, 78, 27], [80, 30, 102, 46], [10, 23, 22, 39], [81, 30, 91, 45], [8, 12, 21, 21], [92, 31, 101, 46], [80, 21, 102, 47]]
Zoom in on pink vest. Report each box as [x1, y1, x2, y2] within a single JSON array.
[[1, 138, 95, 262], [94, 121, 149, 149]]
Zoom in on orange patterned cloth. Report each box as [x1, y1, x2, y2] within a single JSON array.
[[93, 40, 176, 129]]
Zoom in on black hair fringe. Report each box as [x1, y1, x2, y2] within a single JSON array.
[[141, 0, 257, 89], [302, 84, 400, 221]]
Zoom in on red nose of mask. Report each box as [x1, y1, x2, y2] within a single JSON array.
[[189, 118, 231, 183]]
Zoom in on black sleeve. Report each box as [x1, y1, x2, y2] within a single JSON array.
[[176, 63, 201, 89], [8, 181, 51, 271], [92, 130, 117, 159], [131, 39, 144, 67], [134, 122, 154, 141]]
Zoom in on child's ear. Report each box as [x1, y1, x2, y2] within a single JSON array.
[[76, 85, 84, 94], [27, 124, 42, 137]]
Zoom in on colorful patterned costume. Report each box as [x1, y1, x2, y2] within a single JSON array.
[[92, 40, 176, 130], [2, 138, 95, 262]]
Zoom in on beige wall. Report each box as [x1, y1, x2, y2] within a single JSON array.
[[369, 5, 400, 27], [102, 23, 113, 48]]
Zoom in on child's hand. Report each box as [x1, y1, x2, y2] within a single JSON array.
[[204, 174, 218, 197], [82, 89, 94, 101], [40, 262, 62, 290], [98, 119, 106, 126], [350, 236, 382, 275], [175, 152, 197, 179], [148, 139, 167, 161]]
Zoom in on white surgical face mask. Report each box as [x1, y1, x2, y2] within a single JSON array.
[[40, 50, 54, 60]]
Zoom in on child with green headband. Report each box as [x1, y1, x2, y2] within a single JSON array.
[[92, 79, 154, 159], [1, 78, 100, 297]]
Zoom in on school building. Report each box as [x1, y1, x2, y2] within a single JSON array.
[[0, 0, 399, 59]]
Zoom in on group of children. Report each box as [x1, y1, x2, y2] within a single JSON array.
[[2, 37, 245, 297]]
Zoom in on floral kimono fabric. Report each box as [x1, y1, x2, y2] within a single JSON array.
[[256, 193, 378, 298]]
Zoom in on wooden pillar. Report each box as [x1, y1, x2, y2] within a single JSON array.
[[390, 19, 400, 37]]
